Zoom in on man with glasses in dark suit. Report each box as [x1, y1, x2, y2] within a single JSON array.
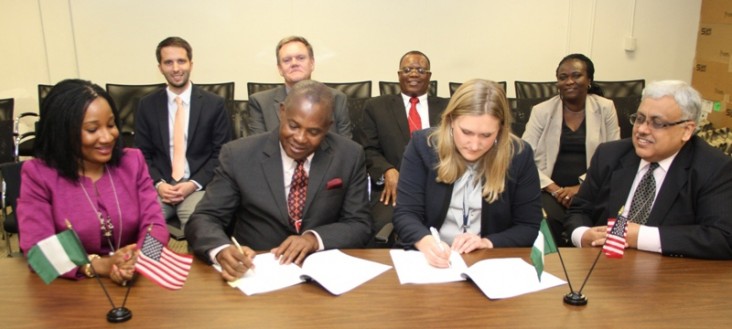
[[565, 80, 732, 259], [359, 51, 449, 245]]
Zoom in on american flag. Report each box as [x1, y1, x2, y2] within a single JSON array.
[[603, 215, 628, 258], [135, 233, 193, 290]]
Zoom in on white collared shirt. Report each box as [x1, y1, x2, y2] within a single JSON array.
[[440, 165, 482, 244], [401, 93, 430, 129]]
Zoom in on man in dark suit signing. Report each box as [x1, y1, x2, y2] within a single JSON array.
[[565, 80, 732, 259], [186, 80, 372, 281], [359, 50, 449, 241], [135, 36, 231, 232], [248, 36, 352, 139]]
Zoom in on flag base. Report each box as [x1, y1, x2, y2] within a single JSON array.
[[563, 292, 588, 306], [107, 307, 132, 323]]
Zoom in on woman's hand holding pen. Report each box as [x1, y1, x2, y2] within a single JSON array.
[[415, 231, 451, 268]]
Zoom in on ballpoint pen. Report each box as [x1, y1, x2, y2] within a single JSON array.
[[231, 236, 254, 273], [430, 227, 451, 268], [231, 236, 244, 255]]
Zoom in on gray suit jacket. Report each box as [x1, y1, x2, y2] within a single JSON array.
[[185, 130, 372, 263], [360, 94, 448, 179], [247, 85, 352, 139]]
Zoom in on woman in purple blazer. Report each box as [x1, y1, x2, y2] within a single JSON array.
[[18, 79, 168, 285], [393, 79, 541, 268]]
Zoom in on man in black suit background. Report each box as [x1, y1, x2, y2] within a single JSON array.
[[359, 51, 449, 242], [565, 80, 732, 259], [135, 36, 231, 232], [186, 80, 372, 281]]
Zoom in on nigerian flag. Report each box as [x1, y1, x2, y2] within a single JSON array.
[[530, 218, 558, 281], [27, 230, 89, 284]]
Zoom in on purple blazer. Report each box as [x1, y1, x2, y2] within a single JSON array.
[[18, 148, 169, 279]]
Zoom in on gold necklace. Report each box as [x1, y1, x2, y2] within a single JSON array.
[[79, 165, 123, 254]]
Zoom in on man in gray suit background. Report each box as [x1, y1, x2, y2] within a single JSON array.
[[248, 36, 352, 139], [186, 80, 372, 281]]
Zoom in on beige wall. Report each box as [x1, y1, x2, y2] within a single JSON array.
[[1, 0, 701, 115]]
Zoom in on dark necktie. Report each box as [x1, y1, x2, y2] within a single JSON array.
[[408, 97, 421, 133], [628, 162, 659, 225], [287, 160, 307, 233]]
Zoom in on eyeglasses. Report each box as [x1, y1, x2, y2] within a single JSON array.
[[629, 113, 691, 129], [399, 67, 430, 75]]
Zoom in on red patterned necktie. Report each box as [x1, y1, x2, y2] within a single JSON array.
[[408, 97, 422, 133], [287, 160, 307, 233]]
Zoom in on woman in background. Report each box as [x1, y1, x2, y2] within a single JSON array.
[[18, 79, 168, 284], [522, 54, 620, 245], [393, 79, 541, 268]]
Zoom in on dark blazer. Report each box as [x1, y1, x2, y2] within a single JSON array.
[[360, 94, 449, 179], [565, 137, 732, 259], [134, 85, 231, 187], [185, 130, 373, 263], [393, 129, 542, 248], [247, 85, 352, 139]]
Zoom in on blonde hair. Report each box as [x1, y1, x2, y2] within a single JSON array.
[[429, 79, 522, 203]]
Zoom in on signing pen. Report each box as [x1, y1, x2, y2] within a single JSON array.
[[231, 236, 254, 273], [430, 227, 451, 268]]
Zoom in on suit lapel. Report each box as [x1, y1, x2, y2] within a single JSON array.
[[187, 86, 203, 143], [647, 141, 693, 226], [609, 151, 641, 219], [273, 87, 287, 124], [154, 90, 171, 159], [302, 137, 333, 220], [427, 96, 442, 126], [260, 131, 290, 226], [388, 95, 411, 143]]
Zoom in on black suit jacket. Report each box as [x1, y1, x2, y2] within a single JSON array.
[[134, 85, 231, 187], [565, 137, 732, 259], [185, 130, 373, 263], [393, 129, 542, 248], [360, 94, 448, 179]]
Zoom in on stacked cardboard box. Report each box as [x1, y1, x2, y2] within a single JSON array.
[[692, 0, 732, 128]]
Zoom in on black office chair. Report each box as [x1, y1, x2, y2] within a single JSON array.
[[0, 98, 13, 122], [14, 84, 56, 159], [512, 97, 549, 136], [610, 95, 642, 139], [198, 81, 235, 101], [247, 82, 283, 98], [379, 81, 438, 97], [595, 79, 645, 98], [38, 84, 54, 110], [324, 81, 372, 99], [106, 83, 166, 147], [227, 100, 250, 139], [323, 81, 374, 142], [0, 99, 13, 163], [449, 81, 507, 96], [514, 81, 558, 99], [1, 161, 24, 257]]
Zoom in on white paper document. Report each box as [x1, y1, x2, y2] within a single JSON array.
[[390, 249, 469, 284], [216, 250, 391, 296], [461, 257, 566, 299]]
